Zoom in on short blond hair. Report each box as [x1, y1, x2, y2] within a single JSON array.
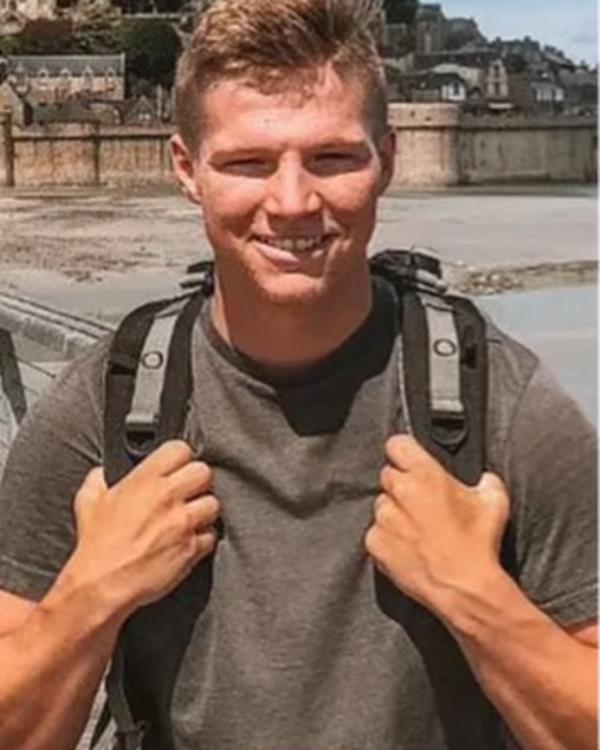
[[174, 0, 388, 151]]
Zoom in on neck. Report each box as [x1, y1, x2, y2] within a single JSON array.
[[210, 270, 372, 378]]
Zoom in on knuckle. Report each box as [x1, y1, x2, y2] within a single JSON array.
[[171, 509, 191, 538], [195, 530, 217, 558], [167, 439, 195, 459], [200, 495, 220, 521]]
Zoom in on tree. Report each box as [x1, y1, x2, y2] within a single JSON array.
[[121, 19, 181, 90], [14, 19, 75, 54], [384, 0, 419, 26]]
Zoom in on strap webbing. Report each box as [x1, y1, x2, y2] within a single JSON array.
[[418, 291, 463, 417], [125, 298, 191, 448], [99, 291, 205, 747]]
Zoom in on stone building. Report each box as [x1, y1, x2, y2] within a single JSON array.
[[0, 79, 33, 126], [415, 4, 445, 54], [0, 0, 56, 34], [5, 54, 125, 104], [410, 71, 468, 103], [485, 58, 509, 101]]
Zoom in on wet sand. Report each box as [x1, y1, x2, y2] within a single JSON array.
[[0, 185, 596, 320]]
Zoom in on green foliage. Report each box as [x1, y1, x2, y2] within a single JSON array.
[[0, 36, 22, 56], [384, 0, 419, 25], [6, 19, 75, 54], [120, 19, 182, 89]]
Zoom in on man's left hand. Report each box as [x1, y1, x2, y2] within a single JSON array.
[[364, 435, 510, 620]]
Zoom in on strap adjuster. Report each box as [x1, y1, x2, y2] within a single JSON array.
[[124, 414, 158, 459]]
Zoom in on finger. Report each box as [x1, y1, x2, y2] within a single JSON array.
[[74, 466, 106, 512], [128, 440, 196, 482], [476, 472, 510, 516], [380, 465, 403, 498], [385, 434, 436, 472], [166, 461, 212, 502], [186, 495, 221, 531], [373, 493, 400, 528], [185, 528, 218, 567]]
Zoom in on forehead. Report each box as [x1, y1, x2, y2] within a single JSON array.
[[198, 66, 372, 153]]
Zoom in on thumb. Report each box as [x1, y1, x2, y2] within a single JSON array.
[[74, 467, 107, 518], [477, 472, 509, 509], [476, 472, 510, 545]]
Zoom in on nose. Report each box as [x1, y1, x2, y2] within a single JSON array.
[[263, 157, 322, 219]]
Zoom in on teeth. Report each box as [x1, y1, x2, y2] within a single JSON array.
[[256, 236, 325, 252]]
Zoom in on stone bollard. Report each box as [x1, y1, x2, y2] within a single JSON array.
[[0, 108, 15, 188]]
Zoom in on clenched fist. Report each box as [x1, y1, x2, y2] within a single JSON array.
[[364, 435, 509, 622], [60, 440, 220, 619]]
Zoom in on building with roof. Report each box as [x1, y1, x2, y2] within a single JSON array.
[[0, 79, 33, 126], [415, 3, 445, 54], [411, 71, 468, 103], [6, 54, 125, 104], [0, 0, 56, 34]]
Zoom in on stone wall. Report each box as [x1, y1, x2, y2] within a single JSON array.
[[389, 104, 596, 188], [0, 114, 174, 188], [458, 114, 596, 184], [0, 105, 596, 189]]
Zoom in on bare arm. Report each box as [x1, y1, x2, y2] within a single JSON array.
[[0, 441, 220, 750], [366, 435, 597, 750], [441, 572, 596, 750]]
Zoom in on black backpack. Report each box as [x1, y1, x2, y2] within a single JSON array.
[[93, 249, 510, 750]]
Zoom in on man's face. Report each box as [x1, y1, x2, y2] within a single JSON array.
[[172, 65, 395, 306]]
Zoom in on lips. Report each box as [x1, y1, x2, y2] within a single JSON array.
[[252, 234, 329, 253], [251, 233, 335, 268]]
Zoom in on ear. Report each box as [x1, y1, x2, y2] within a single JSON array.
[[376, 128, 396, 196], [171, 133, 203, 205]]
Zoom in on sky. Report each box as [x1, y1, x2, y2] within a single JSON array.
[[440, 0, 598, 65]]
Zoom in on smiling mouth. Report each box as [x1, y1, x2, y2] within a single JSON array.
[[252, 234, 334, 254]]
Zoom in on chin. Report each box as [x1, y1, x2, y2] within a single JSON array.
[[255, 272, 331, 308]]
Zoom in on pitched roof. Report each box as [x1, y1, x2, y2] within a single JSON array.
[[7, 54, 125, 77]]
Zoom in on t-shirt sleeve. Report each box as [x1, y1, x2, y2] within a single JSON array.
[[505, 361, 597, 627], [0, 342, 107, 601]]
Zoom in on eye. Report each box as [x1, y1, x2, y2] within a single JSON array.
[[310, 151, 367, 175], [218, 158, 273, 177]]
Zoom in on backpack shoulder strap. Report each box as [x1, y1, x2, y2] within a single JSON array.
[[97, 274, 212, 748], [400, 287, 487, 486], [103, 291, 205, 487], [370, 248, 488, 486]]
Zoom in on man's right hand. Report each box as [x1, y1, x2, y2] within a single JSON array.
[[59, 440, 220, 618]]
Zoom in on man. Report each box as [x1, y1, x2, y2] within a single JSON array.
[[0, 1, 596, 749]]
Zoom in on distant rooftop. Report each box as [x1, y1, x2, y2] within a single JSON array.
[[7, 55, 125, 77]]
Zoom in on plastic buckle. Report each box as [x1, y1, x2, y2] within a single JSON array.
[[430, 411, 467, 452], [124, 417, 158, 461]]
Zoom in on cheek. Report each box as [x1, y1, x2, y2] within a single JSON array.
[[200, 179, 263, 233], [324, 171, 381, 218]]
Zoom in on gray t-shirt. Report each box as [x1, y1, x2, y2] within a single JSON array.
[[0, 279, 596, 750]]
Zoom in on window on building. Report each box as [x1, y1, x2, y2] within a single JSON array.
[[494, 81, 501, 97], [37, 68, 49, 89], [13, 63, 27, 92], [58, 68, 72, 98], [105, 68, 116, 91], [82, 66, 94, 92]]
